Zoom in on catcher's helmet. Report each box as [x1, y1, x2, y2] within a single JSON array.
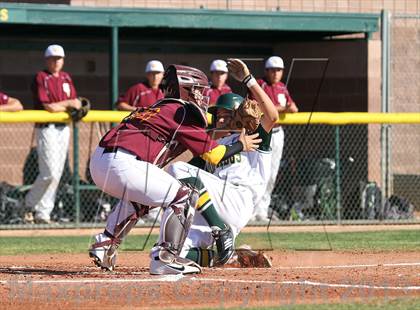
[[162, 65, 208, 99], [162, 65, 210, 125]]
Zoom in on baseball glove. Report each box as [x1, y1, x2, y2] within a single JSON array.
[[229, 97, 261, 132], [225, 245, 272, 268], [69, 97, 91, 122]]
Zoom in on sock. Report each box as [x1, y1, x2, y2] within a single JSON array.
[[180, 177, 225, 230], [186, 247, 215, 267]]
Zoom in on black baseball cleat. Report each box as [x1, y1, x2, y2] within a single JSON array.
[[212, 224, 235, 265]]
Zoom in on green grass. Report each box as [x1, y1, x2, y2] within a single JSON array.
[[216, 297, 420, 309], [0, 230, 419, 255], [237, 229, 420, 251]]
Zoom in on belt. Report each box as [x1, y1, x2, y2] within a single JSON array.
[[102, 146, 118, 154], [102, 146, 142, 161]]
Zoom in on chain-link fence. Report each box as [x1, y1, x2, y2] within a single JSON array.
[[0, 121, 419, 228], [0, 122, 116, 227], [270, 124, 419, 224]]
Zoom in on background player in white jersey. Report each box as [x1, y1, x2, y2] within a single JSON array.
[[253, 56, 298, 222], [167, 59, 278, 267]]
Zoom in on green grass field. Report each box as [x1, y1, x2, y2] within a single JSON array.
[[0, 230, 419, 255]]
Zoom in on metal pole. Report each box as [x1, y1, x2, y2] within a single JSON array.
[[380, 10, 390, 207], [72, 122, 80, 227], [386, 10, 392, 199], [335, 126, 341, 224], [110, 26, 119, 110]]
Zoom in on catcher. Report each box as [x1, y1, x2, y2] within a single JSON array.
[[167, 59, 277, 268], [88, 63, 262, 275]]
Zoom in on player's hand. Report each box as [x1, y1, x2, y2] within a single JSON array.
[[239, 128, 261, 152], [71, 98, 82, 110], [227, 58, 251, 82]]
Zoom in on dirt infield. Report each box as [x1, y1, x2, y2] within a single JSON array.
[[1, 251, 419, 309]]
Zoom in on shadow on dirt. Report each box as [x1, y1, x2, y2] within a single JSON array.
[[0, 267, 82, 276]]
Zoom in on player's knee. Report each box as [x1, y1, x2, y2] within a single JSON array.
[[167, 161, 191, 179], [169, 184, 199, 212], [180, 177, 204, 193], [167, 162, 204, 192]]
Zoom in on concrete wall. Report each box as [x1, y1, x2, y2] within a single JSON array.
[[390, 19, 420, 175], [367, 40, 382, 185], [70, 0, 419, 14]]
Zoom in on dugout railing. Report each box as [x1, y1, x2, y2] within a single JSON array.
[[0, 111, 419, 228]]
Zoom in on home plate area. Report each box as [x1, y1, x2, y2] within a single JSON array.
[[0, 251, 419, 309]]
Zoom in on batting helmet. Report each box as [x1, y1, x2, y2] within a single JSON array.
[[208, 93, 243, 116], [214, 93, 244, 111]]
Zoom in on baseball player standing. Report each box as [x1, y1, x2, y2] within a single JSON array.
[[167, 59, 278, 267], [205, 59, 232, 105], [24, 44, 81, 224], [0, 92, 23, 111], [88, 64, 261, 275], [116, 60, 164, 111], [252, 56, 298, 222]]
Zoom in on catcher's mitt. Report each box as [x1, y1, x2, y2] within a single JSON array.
[[225, 245, 272, 268], [229, 97, 261, 132], [69, 97, 91, 122]]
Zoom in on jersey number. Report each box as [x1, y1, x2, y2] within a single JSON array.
[[125, 107, 161, 122]]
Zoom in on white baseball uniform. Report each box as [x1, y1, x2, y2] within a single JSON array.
[[253, 78, 292, 219], [253, 126, 284, 218], [25, 69, 77, 222], [167, 125, 272, 255], [25, 124, 70, 221]]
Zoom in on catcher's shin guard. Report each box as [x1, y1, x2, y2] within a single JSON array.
[[89, 201, 147, 271], [150, 185, 201, 275], [110, 201, 148, 240]]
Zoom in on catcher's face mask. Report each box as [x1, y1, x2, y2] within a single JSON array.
[[189, 85, 210, 107]]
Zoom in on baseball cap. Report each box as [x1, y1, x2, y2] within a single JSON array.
[[145, 60, 164, 73], [44, 44, 65, 58], [210, 59, 228, 73], [265, 56, 284, 69]]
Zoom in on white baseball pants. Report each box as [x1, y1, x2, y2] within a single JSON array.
[[25, 125, 70, 221], [253, 126, 284, 218], [89, 146, 181, 234], [167, 161, 254, 254]]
